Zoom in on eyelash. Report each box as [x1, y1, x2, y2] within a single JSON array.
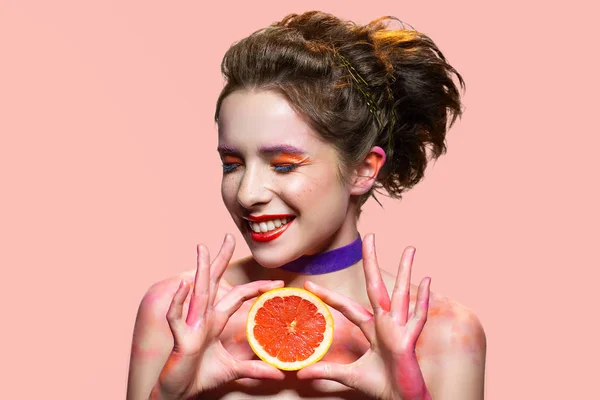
[[222, 164, 239, 173], [273, 164, 299, 173], [221, 163, 300, 174]]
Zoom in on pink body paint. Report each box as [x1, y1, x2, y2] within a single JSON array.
[[391, 353, 431, 400], [370, 146, 387, 167], [130, 343, 164, 359], [413, 293, 485, 369], [375, 288, 391, 312], [186, 298, 204, 327]]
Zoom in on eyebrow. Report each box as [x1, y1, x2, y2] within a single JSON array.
[[216, 144, 306, 156], [216, 144, 239, 156], [258, 144, 306, 154]]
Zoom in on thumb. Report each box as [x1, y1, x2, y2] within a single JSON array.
[[296, 361, 356, 388], [231, 360, 286, 381]]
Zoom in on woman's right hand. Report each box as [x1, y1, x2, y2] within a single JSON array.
[[149, 234, 286, 400]]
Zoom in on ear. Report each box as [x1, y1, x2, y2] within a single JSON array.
[[349, 146, 386, 196]]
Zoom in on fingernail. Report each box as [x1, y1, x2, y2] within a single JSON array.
[[423, 277, 431, 289]]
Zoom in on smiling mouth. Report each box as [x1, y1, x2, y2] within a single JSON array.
[[247, 217, 293, 233], [245, 216, 296, 243]]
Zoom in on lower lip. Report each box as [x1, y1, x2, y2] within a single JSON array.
[[249, 219, 295, 242]]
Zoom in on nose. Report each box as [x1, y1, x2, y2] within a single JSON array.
[[236, 165, 272, 209]]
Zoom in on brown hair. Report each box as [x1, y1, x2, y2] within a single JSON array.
[[215, 11, 464, 212]]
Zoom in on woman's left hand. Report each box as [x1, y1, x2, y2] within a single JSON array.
[[297, 233, 432, 400]]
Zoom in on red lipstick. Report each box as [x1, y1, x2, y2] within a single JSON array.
[[244, 214, 295, 242]]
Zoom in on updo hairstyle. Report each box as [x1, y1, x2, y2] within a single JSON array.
[[215, 11, 464, 212]]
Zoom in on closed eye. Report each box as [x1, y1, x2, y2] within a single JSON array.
[[273, 164, 300, 173], [222, 163, 240, 173]]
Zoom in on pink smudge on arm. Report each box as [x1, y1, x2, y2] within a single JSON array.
[[130, 342, 166, 360], [391, 353, 432, 400]]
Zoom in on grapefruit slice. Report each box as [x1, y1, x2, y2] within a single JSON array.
[[246, 287, 334, 371]]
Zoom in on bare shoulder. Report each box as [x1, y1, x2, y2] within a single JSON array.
[[421, 291, 486, 358], [133, 255, 251, 333], [380, 269, 486, 358], [420, 292, 487, 398], [131, 274, 190, 353], [138, 275, 189, 319]]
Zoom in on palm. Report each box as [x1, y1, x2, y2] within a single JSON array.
[[298, 234, 431, 400], [190, 311, 252, 392], [193, 340, 239, 392]]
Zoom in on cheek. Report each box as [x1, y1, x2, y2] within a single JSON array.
[[308, 176, 349, 212], [290, 181, 350, 239], [281, 173, 346, 212], [220, 175, 239, 206], [276, 175, 318, 205]]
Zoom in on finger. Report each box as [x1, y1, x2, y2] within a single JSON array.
[[214, 280, 285, 319], [186, 244, 211, 327], [232, 360, 286, 381], [297, 361, 358, 389], [390, 246, 416, 324], [166, 280, 191, 336], [362, 234, 391, 313], [405, 277, 431, 345], [208, 233, 236, 306], [305, 280, 375, 342]]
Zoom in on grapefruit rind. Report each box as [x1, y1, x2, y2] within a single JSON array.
[[246, 287, 334, 371]]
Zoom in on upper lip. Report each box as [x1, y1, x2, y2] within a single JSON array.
[[243, 214, 295, 222]]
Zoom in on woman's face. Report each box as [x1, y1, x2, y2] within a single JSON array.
[[217, 90, 358, 268]]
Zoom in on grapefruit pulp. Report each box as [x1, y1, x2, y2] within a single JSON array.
[[246, 287, 334, 371]]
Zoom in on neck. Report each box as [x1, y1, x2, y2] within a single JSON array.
[[279, 235, 362, 274], [263, 257, 366, 293]]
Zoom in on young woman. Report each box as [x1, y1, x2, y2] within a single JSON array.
[[127, 11, 486, 400]]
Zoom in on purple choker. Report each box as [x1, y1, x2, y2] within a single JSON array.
[[279, 236, 363, 275]]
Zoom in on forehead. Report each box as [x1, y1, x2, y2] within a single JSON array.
[[217, 90, 323, 151]]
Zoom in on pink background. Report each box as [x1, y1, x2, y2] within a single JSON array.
[[1, 1, 597, 398]]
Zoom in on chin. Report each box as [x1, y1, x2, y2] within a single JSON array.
[[237, 219, 302, 269], [247, 245, 298, 269]]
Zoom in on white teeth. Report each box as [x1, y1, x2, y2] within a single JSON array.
[[248, 217, 293, 233], [259, 222, 268, 233]]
